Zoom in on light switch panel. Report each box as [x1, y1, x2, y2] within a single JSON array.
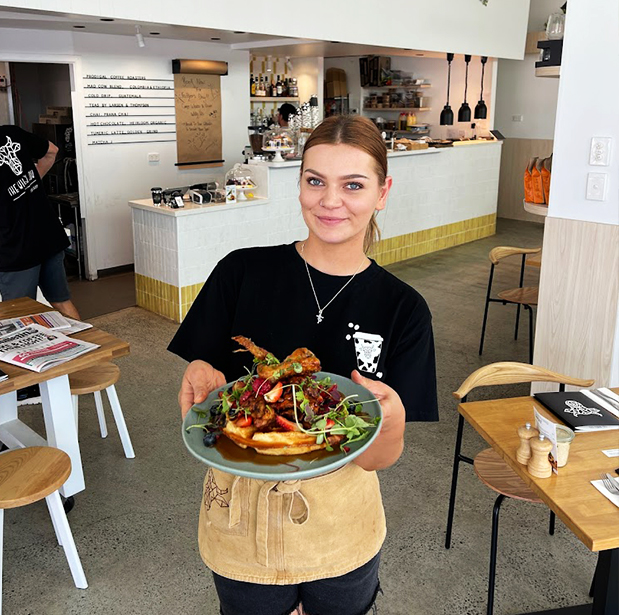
[[586, 172, 608, 201]]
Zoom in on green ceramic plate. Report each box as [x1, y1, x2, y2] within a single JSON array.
[[182, 371, 382, 481]]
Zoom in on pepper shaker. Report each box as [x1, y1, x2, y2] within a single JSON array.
[[528, 434, 553, 478], [516, 422, 539, 465]]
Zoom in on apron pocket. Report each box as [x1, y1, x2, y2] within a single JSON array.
[[201, 468, 250, 537]]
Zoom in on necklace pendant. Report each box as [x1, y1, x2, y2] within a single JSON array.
[[316, 311, 324, 324]]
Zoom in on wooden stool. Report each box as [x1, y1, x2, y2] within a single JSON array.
[[69, 363, 135, 459], [0, 447, 87, 612]]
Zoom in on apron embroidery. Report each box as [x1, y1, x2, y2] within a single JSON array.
[[204, 469, 229, 510]]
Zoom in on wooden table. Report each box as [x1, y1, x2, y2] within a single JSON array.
[[459, 394, 619, 614], [0, 298, 130, 497]]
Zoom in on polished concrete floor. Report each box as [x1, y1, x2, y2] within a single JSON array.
[[6, 219, 598, 615]]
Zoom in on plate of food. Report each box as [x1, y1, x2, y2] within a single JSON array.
[[182, 336, 382, 481]]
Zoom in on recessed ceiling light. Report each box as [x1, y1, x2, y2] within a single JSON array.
[[100, 18, 114, 22], [211, 37, 221, 40], [73, 25, 85, 29], [233, 31, 246, 34], [330, 41, 341, 44], [150, 32, 160, 35]]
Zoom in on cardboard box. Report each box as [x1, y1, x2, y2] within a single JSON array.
[[47, 106, 72, 117], [39, 115, 72, 124]]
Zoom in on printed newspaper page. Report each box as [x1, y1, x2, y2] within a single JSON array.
[[0, 325, 99, 372], [0, 311, 71, 338]]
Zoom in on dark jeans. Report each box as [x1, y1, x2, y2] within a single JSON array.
[[213, 552, 381, 615], [0, 250, 70, 303]]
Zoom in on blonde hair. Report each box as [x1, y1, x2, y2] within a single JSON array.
[[301, 115, 387, 254]]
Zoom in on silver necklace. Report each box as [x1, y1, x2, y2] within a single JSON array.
[[300, 242, 366, 324]]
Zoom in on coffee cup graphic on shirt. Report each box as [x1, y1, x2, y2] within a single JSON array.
[[352, 332, 383, 374]]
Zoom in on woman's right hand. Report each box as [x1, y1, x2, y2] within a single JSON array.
[[178, 360, 227, 419]]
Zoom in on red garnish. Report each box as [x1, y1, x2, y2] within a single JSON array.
[[343, 446, 350, 453], [264, 381, 283, 403], [325, 418, 335, 429], [235, 415, 253, 428], [275, 415, 300, 432], [252, 377, 272, 395]]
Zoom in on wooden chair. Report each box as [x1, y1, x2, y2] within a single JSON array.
[[0, 447, 88, 613], [69, 362, 135, 459], [445, 362, 594, 615], [479, 247, 541, 364]]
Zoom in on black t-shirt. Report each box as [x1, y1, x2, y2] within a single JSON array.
[[168, 243, 438, 422], [0, 125, 69, 271]]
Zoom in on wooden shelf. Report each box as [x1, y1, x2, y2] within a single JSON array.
[[523, 200, 549, 217], [362, 84, 431, 89], [525, 31, 547, 55], [535, 66, 560, 78], [250, 97, 299, 102], [363, 107, 431, 112]]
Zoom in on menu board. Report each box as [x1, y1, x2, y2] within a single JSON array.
[[84, 74, 176, 146], [173, 74, 223, 168]]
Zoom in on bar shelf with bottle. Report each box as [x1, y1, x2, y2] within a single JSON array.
[[251, 97, 299, 103]]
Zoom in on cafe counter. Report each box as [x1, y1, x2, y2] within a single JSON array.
[[129, 141, 502, 322]]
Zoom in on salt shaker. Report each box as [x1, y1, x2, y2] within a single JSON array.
[[528, 434, 553, 478], [516, 422, 539, 465]]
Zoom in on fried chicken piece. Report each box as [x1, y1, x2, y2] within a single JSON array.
[[257, 348, 321, 382], [232, 335, 269, 361], [251, 398, 276, 430], [232, 336, 321, 383]]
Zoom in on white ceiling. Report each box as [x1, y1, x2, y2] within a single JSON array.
[[0, 7, 443, 59]]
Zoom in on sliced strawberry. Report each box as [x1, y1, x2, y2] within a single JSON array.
[[235, 415, 253, 428], [325, 418, 335, 430], [264, 381, 283, 403], [275, 415, 300, 432]]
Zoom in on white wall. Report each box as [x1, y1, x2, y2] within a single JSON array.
[[1, 0, 531, 60], [549, 0, 619, 225], [494, 56, 559, 140], [0, 28, 250, 274], [494, 0, 562, 139], [294, 56, 324, 120]]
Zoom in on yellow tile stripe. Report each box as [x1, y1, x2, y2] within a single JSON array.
[[136, 213, 495, 321], [372, 213, 496, 266]]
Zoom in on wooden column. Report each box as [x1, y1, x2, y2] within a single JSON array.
[[532, 216, 619, 391]]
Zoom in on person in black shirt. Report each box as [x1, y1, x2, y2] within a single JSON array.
[[0, 125, 79, 319], [169, 116, 437, 615]]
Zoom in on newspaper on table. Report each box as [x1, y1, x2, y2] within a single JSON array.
[[63, 317, 94, 336], [0, 311, 72, 338], [0, 324, 99, 373]]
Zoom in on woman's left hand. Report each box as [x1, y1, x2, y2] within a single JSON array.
[[350, 370, 406, 471]]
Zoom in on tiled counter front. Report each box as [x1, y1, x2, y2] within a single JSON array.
[[373, 143, 501, 265], [130, 142, 501, 322]]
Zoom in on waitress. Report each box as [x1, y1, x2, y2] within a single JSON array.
[[169, 115, 438, 615]]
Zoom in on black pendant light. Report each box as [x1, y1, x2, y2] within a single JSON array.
[[458, 55, 472, 122], [440, 53, 454, 126], [474, 56, 488, 119]]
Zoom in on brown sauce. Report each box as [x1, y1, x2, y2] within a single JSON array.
[[216, 434, 338, 469]]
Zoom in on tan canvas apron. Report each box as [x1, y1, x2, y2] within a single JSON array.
[[198, 463, 386, 585]]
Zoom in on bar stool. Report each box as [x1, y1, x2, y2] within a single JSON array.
[[68, 362, 135, 459], [0, 447, 88, 613]]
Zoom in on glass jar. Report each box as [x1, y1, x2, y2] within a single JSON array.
[[546, 12, 565, 40]]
